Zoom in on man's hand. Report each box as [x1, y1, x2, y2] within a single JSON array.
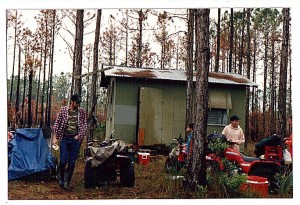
[[52, 134, 58, 145], [74, 135, 80, 141], [228, 139, 238, 145]]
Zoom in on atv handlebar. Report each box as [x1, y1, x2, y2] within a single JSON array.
[[173, 137, 185, 144], [227, 140, 239, 145], [87, 140, 100, 147]]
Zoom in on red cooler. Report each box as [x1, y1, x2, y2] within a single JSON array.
[[137, 152, 150, 165], [240, 175, 269, 197]]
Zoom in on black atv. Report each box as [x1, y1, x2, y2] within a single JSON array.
[[83, 137, 135, 188]]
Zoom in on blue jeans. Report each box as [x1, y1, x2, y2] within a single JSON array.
[[59, 137, 81, 184]]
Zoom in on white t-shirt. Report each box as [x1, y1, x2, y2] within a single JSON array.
[[222, 124, 245, 150]]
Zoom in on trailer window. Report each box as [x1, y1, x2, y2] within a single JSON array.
[[208, 108, 228, 126]]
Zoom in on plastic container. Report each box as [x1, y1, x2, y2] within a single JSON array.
[[52, 144, 59, 151], [137, 152, 150, 165], [240, 175, 269, 197]]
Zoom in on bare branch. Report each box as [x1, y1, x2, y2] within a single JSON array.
[[73, 65, 113, 79], [58, 32, 74, 57]]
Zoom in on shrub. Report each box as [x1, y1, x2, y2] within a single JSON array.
[[277, 171, 293, 197], [207, 138, 227, 157]]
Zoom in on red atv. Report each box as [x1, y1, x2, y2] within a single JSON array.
[[165, 134, 187, 172], [206, 132, 292, 194]]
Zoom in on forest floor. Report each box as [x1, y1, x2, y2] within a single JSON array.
[[7, 142, 292, 201]]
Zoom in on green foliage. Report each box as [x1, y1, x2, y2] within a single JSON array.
[[53, 72, 72, 101], [218, 173, 247, 198], [163, 174, 186, 198], [277, 171, 293, 197], [196, 185, 208, 199], [206, 156, 248, 198], [206, 139, 250, 198], [92, 123, 106, 141], [221, 158, 237, 174], [207, 138, 227, 157]]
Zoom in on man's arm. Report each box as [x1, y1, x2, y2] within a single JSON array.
[[52, 107, 64, 144], [236, 129, 245, 144], [77, 109, 88, 140]]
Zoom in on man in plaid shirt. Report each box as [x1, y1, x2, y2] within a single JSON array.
[[52, 94, 87, 191]]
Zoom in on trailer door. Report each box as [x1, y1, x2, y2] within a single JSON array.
[[138, 87, 163, 145]]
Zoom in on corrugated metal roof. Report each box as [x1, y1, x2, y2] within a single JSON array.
[[102, 66, 258, 87]]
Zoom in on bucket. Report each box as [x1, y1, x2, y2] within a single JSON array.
[[240, 175, 269, 197], [137, 152, 150, 165]]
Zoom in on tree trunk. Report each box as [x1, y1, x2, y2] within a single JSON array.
[[47, 10, 56, 127], [73, 10, 84, 95], [288, 45, 292, 135], [45, 52, 51, 126], [270, 34, 276, 134], [234, 24, 238, 72], [27, 68, 33, 128], [278, 8, 290, 139], [125, 10, 129, 66], [244, 9, 251, 149], [9, 10, 18, 105], [194, 13, 199, 74], [176, 36, 179, 69], [238, 9, 245, 75], [185, 9, 195, 139], [40, 13, 48, 128], [137, 9, 143, 67], [15, 46, 21, 127], [262, 31, 269, 136], [288, 39, 292, 118], [185, 9, 210, 190], [229, 8, 234, 73], [35, 49, 43, 126], [89, 9, 102, 142], [214, 8, 221, 72], [21, 54, 27, 127], [251, 30, 257, 141]]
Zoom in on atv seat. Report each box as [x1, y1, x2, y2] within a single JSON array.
[[240, 153, 260, 162]]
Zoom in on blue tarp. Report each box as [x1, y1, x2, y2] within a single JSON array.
[[8, 128, 54, 181]]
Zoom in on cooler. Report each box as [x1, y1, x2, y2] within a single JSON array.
[[137, 152, 150, 165], [240, 175, 269, 197]]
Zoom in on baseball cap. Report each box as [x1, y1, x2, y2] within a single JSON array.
[[230, 115, 241, 121], [71, 94, 82, 104]]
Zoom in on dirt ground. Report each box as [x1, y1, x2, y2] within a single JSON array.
[[7, 145, 293, 201], [7, 155, 172, 200]]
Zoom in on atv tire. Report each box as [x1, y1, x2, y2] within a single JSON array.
[[248, 162, 281, 194], [120, 161, 135, 187], [84, 159, 97, 188]]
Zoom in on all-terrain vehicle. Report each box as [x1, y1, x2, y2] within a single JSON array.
[[164, 134, 187, 173], [206, 132, 292, 194], [83, 132, 135, 188]]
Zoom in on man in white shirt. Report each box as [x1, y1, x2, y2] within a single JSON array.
[[222, 115, 245, 150]]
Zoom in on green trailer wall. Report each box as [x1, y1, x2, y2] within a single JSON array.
[[207, 84, 246, 135], [111, 77, 186, 144], [107, 77, 247, 145]]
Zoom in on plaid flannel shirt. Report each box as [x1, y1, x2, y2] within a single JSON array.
[[52, 105, 87, 140]]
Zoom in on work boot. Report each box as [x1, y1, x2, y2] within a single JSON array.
[[63, 182, 71, 191], [59, 178, 64, 188], [63, 172, 71, 191], [59, 164, 65, 188], [58, 172, 64, 188]]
